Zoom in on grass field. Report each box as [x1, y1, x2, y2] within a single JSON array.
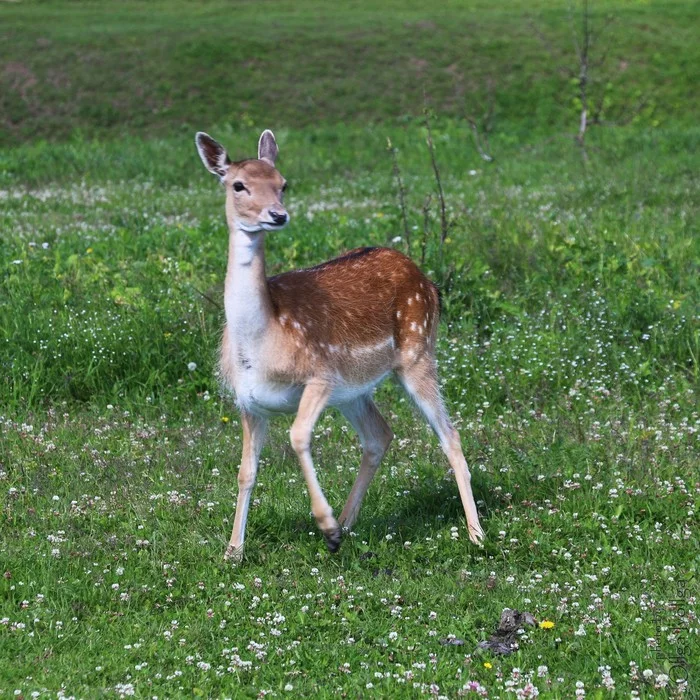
[[1, 1, 699, 698]]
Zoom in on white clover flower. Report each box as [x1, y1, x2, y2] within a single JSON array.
[[187, 362, 197, 372]]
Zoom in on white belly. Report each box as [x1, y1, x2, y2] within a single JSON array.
[[328, 372, 390, 406], [229, 364, 390, 417], [234, 374, 390, 416], [234, 371, 304, 416]]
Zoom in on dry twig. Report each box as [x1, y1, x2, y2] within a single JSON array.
[[386, 137, 411, 251]]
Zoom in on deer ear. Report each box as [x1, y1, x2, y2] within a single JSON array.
[[258, 129, 278, 165], [195, 132, 231, 180]]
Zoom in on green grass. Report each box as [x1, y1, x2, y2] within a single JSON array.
[[2, 0, 699, 145], [1, 0, 699, 697]]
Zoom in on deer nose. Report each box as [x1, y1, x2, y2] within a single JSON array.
[[269, 210, 288, 225]]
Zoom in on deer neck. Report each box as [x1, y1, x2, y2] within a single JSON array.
[[224, 219, 273, 341]]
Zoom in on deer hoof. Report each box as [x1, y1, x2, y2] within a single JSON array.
[[224, 544, 244, 563], [324, 526, 342, 554], [468, 523, 485, 546]]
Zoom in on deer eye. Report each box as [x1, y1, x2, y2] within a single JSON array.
[[281, 182, 288, 193], [233, 181, 246, 192]]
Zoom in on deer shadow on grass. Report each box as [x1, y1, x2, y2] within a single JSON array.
[[245, 472, 504, 561]]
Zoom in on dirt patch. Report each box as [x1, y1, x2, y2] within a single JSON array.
[[3, 62, 37, 100], [406, 20, 436, 31], [409, 57, 429, 73]]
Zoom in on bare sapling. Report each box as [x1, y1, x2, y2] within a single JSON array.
[[532, 0, 651, 160], [387, 137, 411, 252]]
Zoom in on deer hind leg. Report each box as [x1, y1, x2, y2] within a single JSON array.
[[338, 397, 393, 531], [226, 411, 269, 562], [290, 382, 342, 552], [397, 355, 485, 545]]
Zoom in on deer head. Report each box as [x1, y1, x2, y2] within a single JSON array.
[[195, 130, 288, 233]]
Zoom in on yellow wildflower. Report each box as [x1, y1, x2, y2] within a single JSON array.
[[539, 620, 555, 630], [483, 662, 492, 669]]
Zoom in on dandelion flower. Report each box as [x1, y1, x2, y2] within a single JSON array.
[[539, 620, 555, 630], [483, 662, 493, 669]]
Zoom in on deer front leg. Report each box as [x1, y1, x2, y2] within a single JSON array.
[[225, 411, 268, 563], [290, 382, 342, 552]]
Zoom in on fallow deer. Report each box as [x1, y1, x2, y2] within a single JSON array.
[[195, 129, 485, 562]]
